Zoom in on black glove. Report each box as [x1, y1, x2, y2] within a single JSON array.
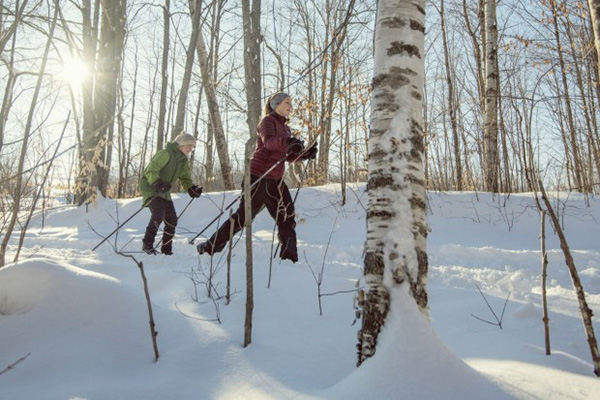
[[152, 179, 171, 193], [286, 137, 304, 156], [188, 185, 203, 198], [303, 143, 318, 160]]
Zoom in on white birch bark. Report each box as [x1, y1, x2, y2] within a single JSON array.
[[358, 0, 428, 366]]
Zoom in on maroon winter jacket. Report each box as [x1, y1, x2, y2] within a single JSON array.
[[250, 112, 300, 180]]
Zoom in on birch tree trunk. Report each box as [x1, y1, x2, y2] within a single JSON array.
[[483, 0, 499, 193], [357, 0, 428, 366]]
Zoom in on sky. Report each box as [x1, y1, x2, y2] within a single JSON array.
[[1, 183, 599, 399]]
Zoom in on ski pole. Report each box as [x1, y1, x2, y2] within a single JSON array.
[[272, 157, 313, 259], [154, 196, 197, 250], [177, 196, 196, 219], [189, 140, 317, 245], [188, 155, 288, 244], [92, 204, 148, 251]]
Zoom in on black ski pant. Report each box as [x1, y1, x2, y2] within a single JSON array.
[[204, 175, 298, 261], [143, 197, 178, 252]]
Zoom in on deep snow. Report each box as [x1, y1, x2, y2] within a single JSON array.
[[1, 184, 599, 399]]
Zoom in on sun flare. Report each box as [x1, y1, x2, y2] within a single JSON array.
[[59, 57, 90, 87]]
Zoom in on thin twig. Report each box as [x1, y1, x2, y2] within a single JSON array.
[[471, 282, 509, 329], [320, 288, 360, 297], [470, 314, 501, 326], [0, 352, 31, 375]]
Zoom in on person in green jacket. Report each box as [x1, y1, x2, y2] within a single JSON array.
[[140, 132, 203, 255]]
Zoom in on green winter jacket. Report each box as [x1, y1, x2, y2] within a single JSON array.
[[139, 142, 193, 206]]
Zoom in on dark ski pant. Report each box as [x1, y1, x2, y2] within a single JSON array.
[[143, 197, 177, 252], [204, 175, 298, 261]]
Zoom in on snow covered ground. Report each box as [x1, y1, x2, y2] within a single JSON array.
[[1, 184, 599, 399]]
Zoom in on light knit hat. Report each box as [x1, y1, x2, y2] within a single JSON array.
[[174, 132, 196, 147], [269, 92, 290, 110]]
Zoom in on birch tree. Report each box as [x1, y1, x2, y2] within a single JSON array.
[[357, 0, 428, 365]]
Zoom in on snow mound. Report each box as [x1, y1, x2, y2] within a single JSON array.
[[0, 258, 155, 397], [325, 287, 513, 399], [0, 258, 120, 317]]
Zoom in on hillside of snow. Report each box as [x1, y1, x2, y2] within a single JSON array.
[[1, 184, 599, 399]]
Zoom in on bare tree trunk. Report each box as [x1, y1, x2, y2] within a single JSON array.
[[538, 180, 600, 376], [358, 0, 427, 366], [483, 0, 499, 192], [195, 22, 234, 190], [564, 14, 599, 193], [118, 44, 138, 198], [463, 0, 486, 114], [156, 0, 170, 150], [77, 0, 99, 205], [0, 0, 28, 55], [587, 0, 600, 101], [540, 210, 551, 356], [95, 0, 127, 196], [243, 139, 254, 347], [14, 113, 69, 262], [440, 0, 462, 190], [550, 0, 585, 192], [173, 0, 202, 138], [0, 0, 28, 154], [241, 0, 262, 138]]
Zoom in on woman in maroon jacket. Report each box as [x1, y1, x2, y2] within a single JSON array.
[[197, 92, 317, 262]]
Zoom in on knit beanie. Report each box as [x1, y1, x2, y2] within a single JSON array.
[[174, 132, 196, 147], [269, 92, 290, 110]]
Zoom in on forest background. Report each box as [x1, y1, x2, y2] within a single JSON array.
[[1, 0, 599, 267]]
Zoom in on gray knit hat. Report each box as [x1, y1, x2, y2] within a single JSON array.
[[269, 92, 290, 110], [174, 132, 196, 147]]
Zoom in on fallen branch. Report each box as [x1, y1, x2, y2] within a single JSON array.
[[471, 282, 510, 329]]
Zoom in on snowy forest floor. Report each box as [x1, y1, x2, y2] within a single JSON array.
[[1, 184, 599, 399]]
